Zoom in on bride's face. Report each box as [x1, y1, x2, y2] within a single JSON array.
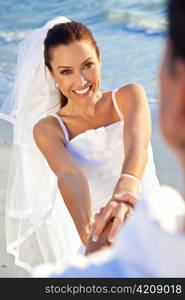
[[50, 40, 101, 105]]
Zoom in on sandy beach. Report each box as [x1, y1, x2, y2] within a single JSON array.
[[0, 103, 183, 278]]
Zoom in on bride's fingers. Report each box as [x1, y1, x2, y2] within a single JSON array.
[[100, 207, 105, 214], [125, 205, 134, 218], [108, 205, 128, 243], [91, 203, 117, 242], [97, 207, 105, 216], [114, 193, 138, 207], [94, 207, 105, 220], [94, 213, 100, 221]]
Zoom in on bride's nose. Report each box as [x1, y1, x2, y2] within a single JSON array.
[[74, 72, 88, 88]]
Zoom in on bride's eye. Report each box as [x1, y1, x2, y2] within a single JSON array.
[[84, 62, 94, 69], [60, 69, 72, 75]]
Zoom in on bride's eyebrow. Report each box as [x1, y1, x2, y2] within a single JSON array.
[[57, 57, 93, 69]]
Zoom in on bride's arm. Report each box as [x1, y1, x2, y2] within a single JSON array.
[[89, 83, 152, 247], [112, 83, 151, 195], [33, 116, 93, 245]]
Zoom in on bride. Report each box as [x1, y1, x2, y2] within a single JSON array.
[[0, 16, 160, 273]]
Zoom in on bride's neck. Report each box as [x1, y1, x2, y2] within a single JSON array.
[[62, 91, 102, 120]]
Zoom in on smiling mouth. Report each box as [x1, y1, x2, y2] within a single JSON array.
[[73, 85, 93, 95]]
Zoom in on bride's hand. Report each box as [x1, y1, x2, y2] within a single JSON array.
[[85, 217, 113, 256], [85, 198, 131, 255], [90, 192, 138, 244]]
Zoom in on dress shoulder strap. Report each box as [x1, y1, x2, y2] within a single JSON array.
[[51, 113, 69, 142], [112, 89, 124, 121]]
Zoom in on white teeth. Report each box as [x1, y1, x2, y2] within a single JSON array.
[[74, 86, 90, 94]]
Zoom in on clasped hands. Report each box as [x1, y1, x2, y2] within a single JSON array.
[[85, 192, 138, 255]]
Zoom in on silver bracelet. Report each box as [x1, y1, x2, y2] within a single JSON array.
[[120, 173, 140, 185]]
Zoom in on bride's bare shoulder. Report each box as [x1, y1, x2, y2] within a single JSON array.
[[33, 115, 64, 141], [116, 83, 145, 98], [115, 83, 147, 113]]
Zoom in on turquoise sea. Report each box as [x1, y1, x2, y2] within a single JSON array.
[[0, 0, 166, 99], [0, 0, 166, 142]]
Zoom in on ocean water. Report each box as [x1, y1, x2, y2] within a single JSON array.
[[0, 0, 166, 142]]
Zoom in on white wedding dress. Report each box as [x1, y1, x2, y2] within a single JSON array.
[[6, 88, 160, 273]]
